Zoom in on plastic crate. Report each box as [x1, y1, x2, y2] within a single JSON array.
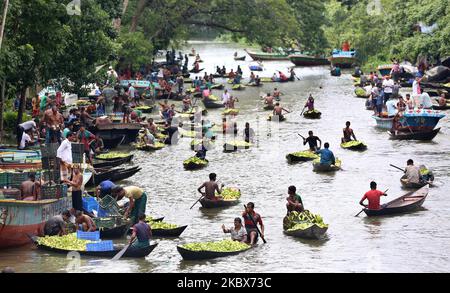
[[40, 184, 62, 200], [9, 172, 30, 188], [98, 195, 121, 216], [71, 143, 85, 154], [72, 152, 84, 164], [86, 240, 114, 252], [42, 170, 61, 183], [42, 157, 61, 170], [40, 143, 59, 157], [82, 196, 99, 213], [76, 230, 100, 241], [0, 173, 9, 187], [97, 207, 109, 217]]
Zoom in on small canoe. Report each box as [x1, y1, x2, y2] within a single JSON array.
[[177, 245, 251, 260], [283, 224, 328, 240], [92, 157, 129, 169], [388, 128, 440, 141], [286, 151, 319, 163], [203, 100, 224, 109], [101, 136, 125, 149], [312, 159, 342, 172], [183, 158, 209, 170], [340, 141, 367, 151], [303, 110, 322, 119], [223, 141, 252, 152], [222, 109, 240, 116], [99, 223, 132, 239], [94, 154, 133, 163], [87, 169, 115, 186], [210, 84, 225, 90], [135, 143, 166, 151], [189, 68, 204, 73], [34, 239, 158, 258], [232, 84, 245, 91], [263, 105, 274, 111], [199, 198, 239, 208], [400, 175, 433, 189], [364, 185, 428, 217], [109, 167, 141, 182], [134, 106, 154, 113], [268, 114, 286, 122], [234, 56, 246, 61], [246, 82, 262, 87], [152, 225, 188, 237]]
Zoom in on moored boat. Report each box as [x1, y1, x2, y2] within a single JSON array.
[[245, 49, 289, 61], [234, 56, 246, 61], [329, 49, 357, 68], [177, 243, 251, 260], [363, 185, 428, 217], [283, 224, 328, 240], [91, 123, 141, 145], [289, 54, 330, 66], [152, 225, 188, 237], [377, 64, 393, 76], [101, 136, 125, 149], [388, 128, 440, 141], [94, 153, 133, 162]]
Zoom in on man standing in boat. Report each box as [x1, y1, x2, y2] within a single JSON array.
[[341, 121, 357, 143], [304, 94, 315, 112], [197, 173, 223, 201], [242, 202, 264, 245], [43, 105, 64, 144], [359, 181, 388, 210], [303, 131, 322, 152]]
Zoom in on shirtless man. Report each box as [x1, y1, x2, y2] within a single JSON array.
[[227, 96, 239, 109], [64, 166, 83, 211], [273, 88, 281, 101], [43, 105, 64, 144], [264, 93, 274, 108], [147, 118, 157, 135], [342, 121, 357, 143], [20, 173, 40, 201], [197, 173, 224, 201], [75, 211, 97, 232], [273, 103, 290, 120]]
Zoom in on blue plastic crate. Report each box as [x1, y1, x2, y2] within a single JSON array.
[[76, 230, 100, 241], [86, 240, 114, 252], [82, 196, 99, 213]]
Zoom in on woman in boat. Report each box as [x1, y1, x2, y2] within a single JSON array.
[[304, 94, 315, 111], [242, 202, 264, 246], [222, 218, 247, 243], [359, 181, 388, 211], [286, 185, 304, 215], [438, 93, 447, 107]]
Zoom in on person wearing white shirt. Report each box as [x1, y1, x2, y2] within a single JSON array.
[[382, 76, 394, 104], [222, 90, 230, 105], [17, 120, 36, 148], [418, 93, 433, 109], [57, 132, 76, 181], [385, 98, 398, 117], [19, 131, 33, 150], [412, 76, 422, 106]]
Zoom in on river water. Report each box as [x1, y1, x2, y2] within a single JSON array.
[[1, 41, 449, 273]]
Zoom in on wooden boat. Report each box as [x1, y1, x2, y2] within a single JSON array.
[[33, 237, 158, 258], [177, 244, 251, 260], [101, 136, 125, 149], [210, 84, 224, 90], [432, 104, 450, 110], [92, 157, 129, 169], [303, 110, 322, 119], [372, 115, 394, 130], [183, 159, 209, 171], [223, 141, 252, 152], [400, 175, 432, 189], [263, 105, 274, 111], [377, 64, 393, 76], [231, 84, 245, 91], [286, 151, 319, 163], [94, 154, 133, 163], [388, 128, 440, 141], [203, 100, 224, 109], [267, 114, 286, 122], [329, 49, 357, 68], [289, 54, 330, 66], [364, 185, 428, 217], [152, 225, 188, 237], [189, 68, 204, 73], [234, 56, 246, 61], [312, 159, 342, 172], [135, 143, 165, 151], [109, 167, 141, 182], [245, 49, 289, 61], [340, 141, 367, 151], [91, 123, 141, 145], [0, 197, 72, 249], [134, 106, 154, 113], [199, 198, 239, 208], [99, 222, 132, 239], [283, 225, 328, 240], [87, 169, 115, 187]]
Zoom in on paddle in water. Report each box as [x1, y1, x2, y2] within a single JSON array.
[[190, 179, 223, 209], [390, 164, 405, 173], [111, 238, 136, 261], [355, 189, 389, 217], [244, 204, 266, 244]]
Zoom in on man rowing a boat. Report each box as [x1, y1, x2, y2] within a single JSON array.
[[341, 121, 357, 143], [315, 143, 336, 166], [359, 181, 388, 210], [303, 131, 322, 152], [130, 214, 152, 249], [286, 186, 304, 214], [197, 173, 223, 201], [304, 94, 315, 111], [273, 103, 290, 121], [222, 218, 247, 243], [242, 202, 264, 245], [404, 159, 421, 185]]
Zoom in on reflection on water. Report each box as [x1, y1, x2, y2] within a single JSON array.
[[1, 41, 449, 273]]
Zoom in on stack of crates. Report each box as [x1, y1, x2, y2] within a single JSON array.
[[40, 184, 62, 200], [40, 143, 59, 158], [71, 143, 85, 164], [86, 241, 114, 252], [76, 230, 100, 241]]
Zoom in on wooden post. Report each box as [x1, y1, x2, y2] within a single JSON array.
[[0, 79, 5, 141]]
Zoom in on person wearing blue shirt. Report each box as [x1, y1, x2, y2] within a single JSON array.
[[95, 180, 117, 199], [316, 143, 336, 166]]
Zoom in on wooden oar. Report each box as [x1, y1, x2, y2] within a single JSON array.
[[244, 205, 266, 244], [355, 189, 389, 217], [111, 238, 136, 261], [390, 164, 405, 172], [300, 106, 307, 116], [297, 133, 306, 140], [190, 180, 223, 209]]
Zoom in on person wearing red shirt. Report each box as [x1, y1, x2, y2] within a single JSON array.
[[359, 181, 388, 210], [242, 202, 264, 245]]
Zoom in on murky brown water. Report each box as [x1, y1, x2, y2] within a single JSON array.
[[1, 41, 449, 273]]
